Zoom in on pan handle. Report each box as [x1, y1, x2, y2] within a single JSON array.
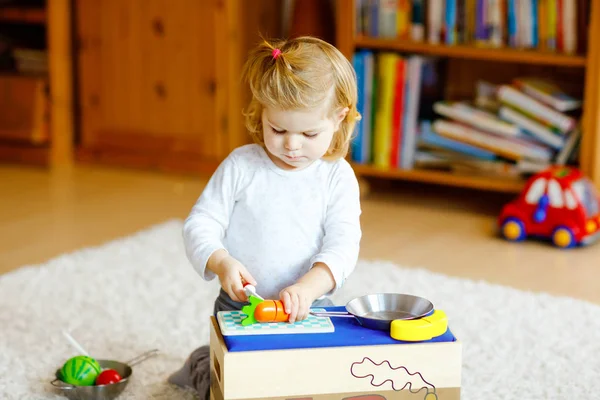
[[126, 349, 160, 367], [309, 311, 356, 318]]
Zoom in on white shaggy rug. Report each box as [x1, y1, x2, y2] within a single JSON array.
[[1, 220, 598, 399]]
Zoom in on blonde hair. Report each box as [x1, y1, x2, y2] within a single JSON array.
[[242, 36, 361, 160]]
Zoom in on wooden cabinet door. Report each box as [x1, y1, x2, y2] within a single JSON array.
[[75, 0, 227, 172], [75, 0, 281, 174]]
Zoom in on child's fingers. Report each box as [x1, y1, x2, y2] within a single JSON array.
[[226, 280, 244, 302], [235, 282, 248, 301], [240, 268, 257, 287], [288, 293, 299, 323], [281, 291, 292, 314], [227, 288, 241, 302], [298, 296, 308, 321], [296, 295, 306, 321], [232, 266, 253, 301]]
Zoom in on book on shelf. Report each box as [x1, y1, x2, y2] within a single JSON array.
[[498, 105, 565, 149], [431, 119, 553, 162], [475, 80, 502, 112], [354, 0, 588, 54], [497, 84, 577, 133], [419, 119, 497, 160], [555, 124, 582, 165], [349, 36, 583, 180], [428, 0, 444, 44], [512, 77, 582, 112], [351, 50, 374, 164], [373, 52, 397, 167], [432, 101, 519, 137], [414, 148, 550, 178], [427, 78, 581, 171], [351, 49, 446, 170]]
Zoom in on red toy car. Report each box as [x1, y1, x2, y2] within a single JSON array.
[[498, 166, 600, 248]]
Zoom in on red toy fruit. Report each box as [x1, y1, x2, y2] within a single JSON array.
[[95, 369, 122, 385], [498, 166, 600, 248]]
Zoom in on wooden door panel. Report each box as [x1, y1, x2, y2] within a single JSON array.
[[75, 0, 282, 173], [76, 0, 219, 160]]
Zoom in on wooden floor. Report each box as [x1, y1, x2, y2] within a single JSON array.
[[2, 163, 599, 304]]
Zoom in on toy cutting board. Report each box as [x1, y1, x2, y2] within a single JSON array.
[[216, 308, 334, 336]]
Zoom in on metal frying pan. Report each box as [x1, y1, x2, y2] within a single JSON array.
[[310, 293, 434, 331]]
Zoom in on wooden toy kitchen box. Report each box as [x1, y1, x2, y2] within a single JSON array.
[[209, 312, 462, 400]]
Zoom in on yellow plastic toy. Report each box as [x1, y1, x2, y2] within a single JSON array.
[[390, 310, 448, 342]]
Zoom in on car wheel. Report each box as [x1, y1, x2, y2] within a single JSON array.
[[552, 226, 576, 249], [501, 217, 526, 242]]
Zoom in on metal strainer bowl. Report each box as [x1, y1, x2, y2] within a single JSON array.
[[50, 349, 159, 400]]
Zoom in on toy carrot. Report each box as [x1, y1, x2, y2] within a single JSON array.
[[240, 284, 291, 325]]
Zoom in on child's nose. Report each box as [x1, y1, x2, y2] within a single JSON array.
[[285, 135, 301, 151]]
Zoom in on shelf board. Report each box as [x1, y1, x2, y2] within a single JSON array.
[[0, 70, 48, 79], [0, 140, 49, 166], [351, 163, 526, 193], [0, 6, 46, 24], [355, 37, 587, 67]]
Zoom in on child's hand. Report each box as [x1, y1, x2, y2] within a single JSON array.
[[279, 283, 315, 323], [212, 253, 257, 302]]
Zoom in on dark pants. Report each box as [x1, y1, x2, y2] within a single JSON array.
[[169, 288, 334, 399]]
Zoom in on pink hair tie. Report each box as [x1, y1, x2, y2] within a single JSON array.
[[272, 48, 282, 59]]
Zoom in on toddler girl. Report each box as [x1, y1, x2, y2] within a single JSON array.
[[168, 35, 362, 399]]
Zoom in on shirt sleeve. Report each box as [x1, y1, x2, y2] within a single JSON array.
[[182, 153, 240, 281], [310, 161, 362, 294]]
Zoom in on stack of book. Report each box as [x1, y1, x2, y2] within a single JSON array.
[[355, 0, 587, 54], [351, 49, 446, 169], [350, 46, 582, 178], [416, 77, 581, 177]]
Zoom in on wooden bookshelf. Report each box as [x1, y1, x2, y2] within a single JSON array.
[[351, 163, 526, 193], [0, 7, 46, 24], [355, 37, 587, 67], [0, 1, 72, 167], [336, 0, 600, 192]]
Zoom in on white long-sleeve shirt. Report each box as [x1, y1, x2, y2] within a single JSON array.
[[182, 144, 362, 300]]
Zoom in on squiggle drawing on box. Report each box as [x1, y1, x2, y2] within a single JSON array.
[[350, 357, 438, 400]]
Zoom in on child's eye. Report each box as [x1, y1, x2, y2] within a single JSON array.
[[304, 133, 319, 138], [271, 126, 286, 134]]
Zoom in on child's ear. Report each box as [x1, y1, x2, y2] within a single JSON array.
[[334, 107, 350, 130]]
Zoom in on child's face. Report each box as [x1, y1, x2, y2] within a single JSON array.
[[262, 105, 347, 170]]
